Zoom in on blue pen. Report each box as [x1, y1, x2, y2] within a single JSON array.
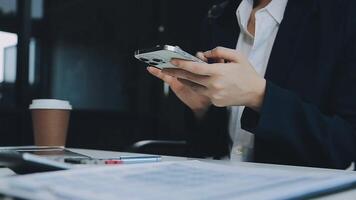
[[120, 156, 162, 164]]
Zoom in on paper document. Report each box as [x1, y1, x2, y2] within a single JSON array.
[[0, 161, 355, 200]]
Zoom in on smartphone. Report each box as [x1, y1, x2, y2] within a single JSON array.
[[134, 45, 205, 68]]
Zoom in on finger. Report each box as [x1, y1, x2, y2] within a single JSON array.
[[170, 59, 217, 76], [147, 66, 175, 85], [177, 78, 209, 96], [203, 46, 244, 63], [162, 68, 210, 86], [213, 58, 226, 63], [197, 51, 225, 63], [196, 52, 208, 62]]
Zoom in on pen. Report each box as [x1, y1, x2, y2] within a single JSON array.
[[64, 156, 162, 165], [64, 158, 123, 165], [120, 156, 162, 164]]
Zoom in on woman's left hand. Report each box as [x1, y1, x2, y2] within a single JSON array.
[[162, 46, 266, 111]]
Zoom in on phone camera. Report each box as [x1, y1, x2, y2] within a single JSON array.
[[139, 58, 150, 62], [153, 58, 163, 63], [149, 62, 158, 66]]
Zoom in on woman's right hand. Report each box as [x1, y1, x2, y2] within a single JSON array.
[[147, 53, 211, 119]]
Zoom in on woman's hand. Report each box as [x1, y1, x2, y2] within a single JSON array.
[[162, 47, 266, 111], [147, 66, 211, 119]]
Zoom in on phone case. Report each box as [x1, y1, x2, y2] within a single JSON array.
[[135, 45, 204, 69]]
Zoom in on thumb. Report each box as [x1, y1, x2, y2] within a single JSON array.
[[203, 47, 244, 63], [196, 52, 208, 62]]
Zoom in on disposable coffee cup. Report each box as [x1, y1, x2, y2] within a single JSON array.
[[29, 99, 72, 147]]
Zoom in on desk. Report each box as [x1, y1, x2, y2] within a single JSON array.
[[1, 148, 356, 199]]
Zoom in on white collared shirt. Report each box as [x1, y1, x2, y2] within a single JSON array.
[[229, 0, 288, 161]]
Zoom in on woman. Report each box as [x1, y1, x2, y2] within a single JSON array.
[[148, 0, 356, 169]]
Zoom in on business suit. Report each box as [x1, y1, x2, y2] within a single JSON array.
[[185, 0, 356, 169]]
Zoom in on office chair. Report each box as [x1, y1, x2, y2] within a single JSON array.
[[129, 140, 187, 157]]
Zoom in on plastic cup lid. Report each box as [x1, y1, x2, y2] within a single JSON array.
[[29, 99, 72, 110]]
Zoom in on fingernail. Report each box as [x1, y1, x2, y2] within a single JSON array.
[[170, 59, 178, 65]]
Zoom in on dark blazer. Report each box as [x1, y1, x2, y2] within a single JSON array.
[[185, 0, 356, 170]]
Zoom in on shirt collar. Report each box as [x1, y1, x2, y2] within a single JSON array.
[[265, 0, 289, 24], [236, 0, 288, 27], [236, 0, 253, 31]]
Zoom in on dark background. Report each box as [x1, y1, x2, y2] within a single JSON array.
[[0, 0, 216, 152]]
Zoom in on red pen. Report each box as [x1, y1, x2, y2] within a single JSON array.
[[104, 160, 123, 165]]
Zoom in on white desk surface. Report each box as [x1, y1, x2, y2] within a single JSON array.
[[1, 148, 356, 200]]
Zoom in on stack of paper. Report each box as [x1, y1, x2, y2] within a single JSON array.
[[0, 161, 355, 200]]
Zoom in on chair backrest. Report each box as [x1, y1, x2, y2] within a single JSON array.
[[128, 140, 187, 157]]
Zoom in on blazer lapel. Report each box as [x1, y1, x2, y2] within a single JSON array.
[[241, 0, 318, 133], [265, 0, 318, 86]]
